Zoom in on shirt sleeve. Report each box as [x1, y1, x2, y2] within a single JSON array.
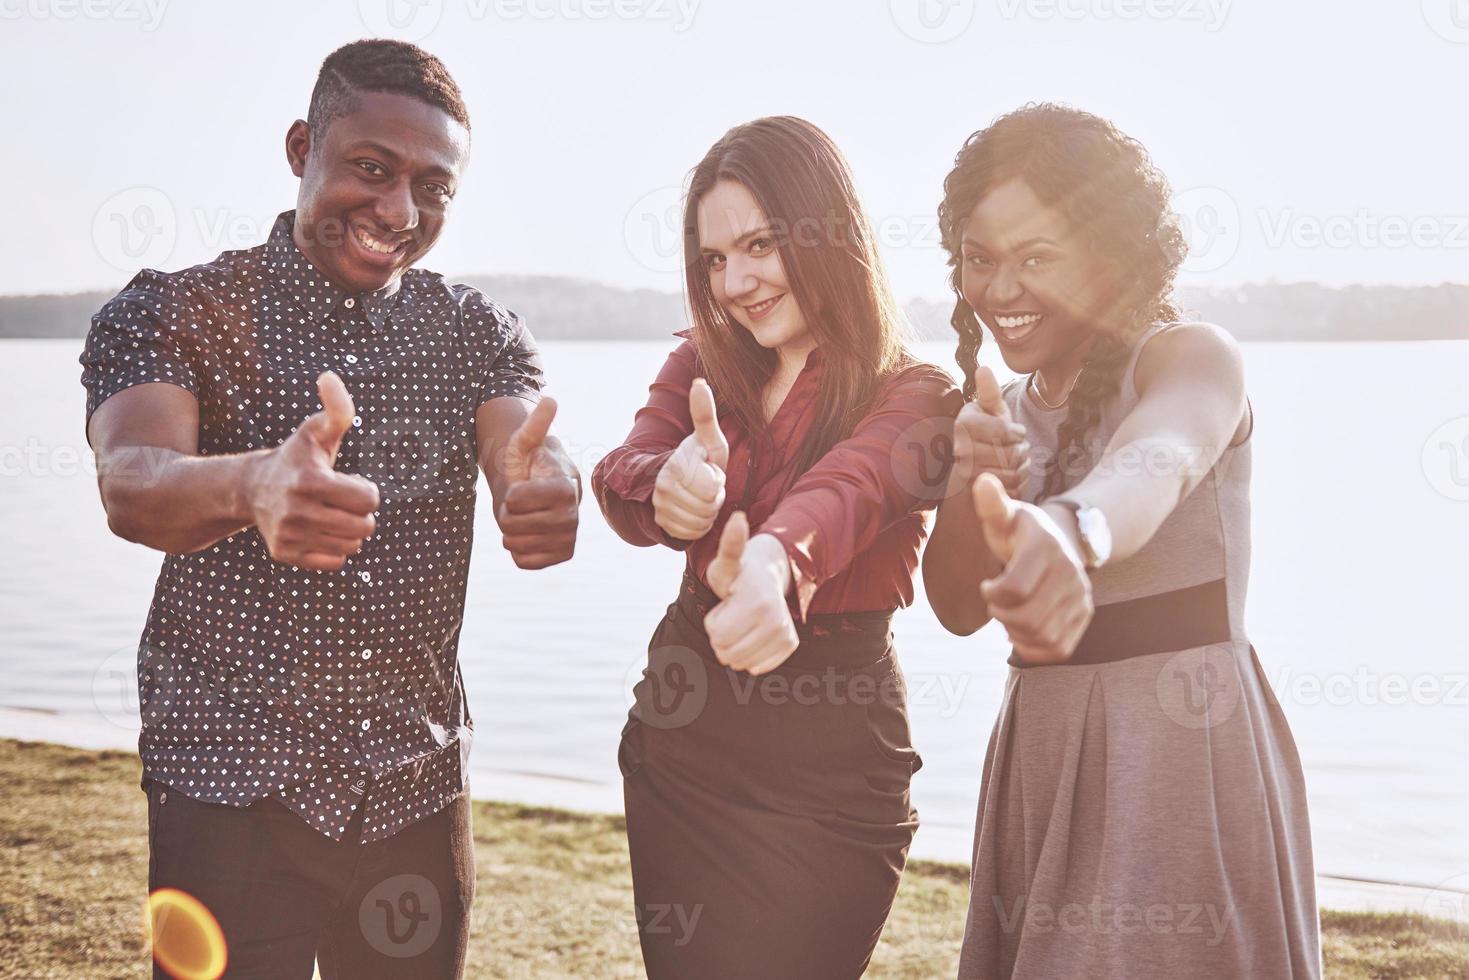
[[758, 362, 962, 621], [451, 284, 546, 405], [79, 269, 203, 445], [590, 335, 701, 551]]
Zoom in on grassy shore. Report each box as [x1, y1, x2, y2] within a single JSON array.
[[1, 738, 1466, 979]]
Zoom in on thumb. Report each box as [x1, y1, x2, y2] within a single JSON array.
[[971, 365, 1010, 419], [300, 370, 355, 465], [707, 511, 748, 599], [689, 378, 728, 470], [505, 397, 557, 483], [971, 472, 1017, 564]]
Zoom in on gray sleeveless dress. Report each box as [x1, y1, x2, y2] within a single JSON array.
[[956, 323, 1322, 979]]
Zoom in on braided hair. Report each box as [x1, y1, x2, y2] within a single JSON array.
[[937, 103, 1189, 498]]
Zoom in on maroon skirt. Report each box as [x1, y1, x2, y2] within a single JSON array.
[[620, 571, 922, 979]]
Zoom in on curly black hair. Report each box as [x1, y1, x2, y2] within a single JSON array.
[[307, 39, 470, 141], [937, 103, 1188, 497]]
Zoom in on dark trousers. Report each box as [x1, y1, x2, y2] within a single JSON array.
[[144, 777, 475, 979], [621, 573, 922, 979]]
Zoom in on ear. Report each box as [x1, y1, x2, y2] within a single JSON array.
[[285, 119, 312, 179]]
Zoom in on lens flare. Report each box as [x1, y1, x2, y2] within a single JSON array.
[[145, 888, 227, 980]]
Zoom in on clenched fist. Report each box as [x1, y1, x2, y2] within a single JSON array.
[[653, 378, 730, 540], [703, 512, 800, 674], [245, 370, 380, 571], [949, 365, 1031, 497], [971, 473, 1092, 664]]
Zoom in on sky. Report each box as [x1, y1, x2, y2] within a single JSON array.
[[2, 0, 1466, 301]]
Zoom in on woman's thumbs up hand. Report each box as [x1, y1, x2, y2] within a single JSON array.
[[972, 473, 1094, 665], [949, 365, 1031, 497], [654, 378, 729, 541]]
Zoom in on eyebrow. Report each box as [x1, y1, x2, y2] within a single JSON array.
[[703, 226, 775, 253], [962, 235, 1060, 251], [343, 140, 455, 179]]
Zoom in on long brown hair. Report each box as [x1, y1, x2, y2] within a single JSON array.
[[682, 116, 911, 476], [937, 103, 1189, 497]]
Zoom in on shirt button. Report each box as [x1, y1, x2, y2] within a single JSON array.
[[344, 297, 356, 309], [345, 354, 359, 365], [361, 719, 371, 731], [359, 571, 372, 583], [361, 648, 373, 659], [352, 415, 362, 428]]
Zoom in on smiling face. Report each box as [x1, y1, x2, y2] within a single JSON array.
[[959, 176, 1119, 374], [286, 90, 470, 294], [696, 179, 812, 356]]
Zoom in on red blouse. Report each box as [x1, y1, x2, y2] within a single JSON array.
[[592, 332, 962, 621]]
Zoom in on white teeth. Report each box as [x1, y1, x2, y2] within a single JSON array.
[[746, 295, 782, 315], [355, 228, 402, 255], [996, 313, 1041, 329]]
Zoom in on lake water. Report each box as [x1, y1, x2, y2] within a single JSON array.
[[1, 337, 1466, 892]]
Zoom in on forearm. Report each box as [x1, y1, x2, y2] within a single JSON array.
[[1057, 432, 1215, 564], [97, 446, 263, 554], [591, 446, 689, 550], [922, 491, 1003, 636]]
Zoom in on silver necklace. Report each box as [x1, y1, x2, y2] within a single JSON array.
[[1029, 365, 1084, 410]]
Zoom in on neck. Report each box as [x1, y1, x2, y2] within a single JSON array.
[[1035, 338, 1092, 401], [776, 335, 816, 378]]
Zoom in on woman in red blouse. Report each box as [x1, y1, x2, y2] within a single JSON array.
[[592, 116, 960, 978]]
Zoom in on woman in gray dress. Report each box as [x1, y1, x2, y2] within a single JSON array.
[[923, 104, 1322, 979]]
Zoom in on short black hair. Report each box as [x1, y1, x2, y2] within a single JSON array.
[[307, 39, 470, 142]]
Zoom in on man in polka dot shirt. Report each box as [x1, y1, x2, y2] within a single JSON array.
[[79, 39, 579, 978]]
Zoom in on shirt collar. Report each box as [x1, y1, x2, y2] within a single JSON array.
[[261, 211, 403, 331]]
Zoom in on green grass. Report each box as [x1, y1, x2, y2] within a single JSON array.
[[1, 738, 1465, 978]]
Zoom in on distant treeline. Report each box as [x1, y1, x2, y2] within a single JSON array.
[[4, 277, 1465, 343]]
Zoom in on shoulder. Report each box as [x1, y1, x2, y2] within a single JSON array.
[[1135, 320, 1243, 392], [91, 265, 219, 336], [879, 356, 963, 414], [434, 278, 526, 332]]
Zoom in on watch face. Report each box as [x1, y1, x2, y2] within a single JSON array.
[[1077, 506, 1112, 567]]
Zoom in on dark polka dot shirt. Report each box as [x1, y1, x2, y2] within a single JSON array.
[[78, 210, 544, 842]]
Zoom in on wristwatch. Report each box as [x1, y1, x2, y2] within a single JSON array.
[[1048, 497, 1112, 569]]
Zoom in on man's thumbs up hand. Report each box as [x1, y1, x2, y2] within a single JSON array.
[[245, 371, 379, 572]]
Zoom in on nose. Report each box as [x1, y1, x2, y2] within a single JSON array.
[[984, 262, 1024, 309], [375, 178, 419, 235], [722, 251, 760, 301]]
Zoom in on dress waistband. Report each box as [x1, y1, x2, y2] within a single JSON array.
[[1009, 576, 1235, 668], [673, 570, 895, 670]]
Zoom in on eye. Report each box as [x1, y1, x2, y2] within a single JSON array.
[[705, 253, 726, 271], [966, 253, 992, 268], [1022, 255, 1048, 268], [422, 182, 452, 199], [355, 160, 386, 177], [749, 237, 774, 256]]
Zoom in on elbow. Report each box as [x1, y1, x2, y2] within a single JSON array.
[[922, 574, 989, 637], [931, 599, 988, 637], [99, 484, 144, 545]]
